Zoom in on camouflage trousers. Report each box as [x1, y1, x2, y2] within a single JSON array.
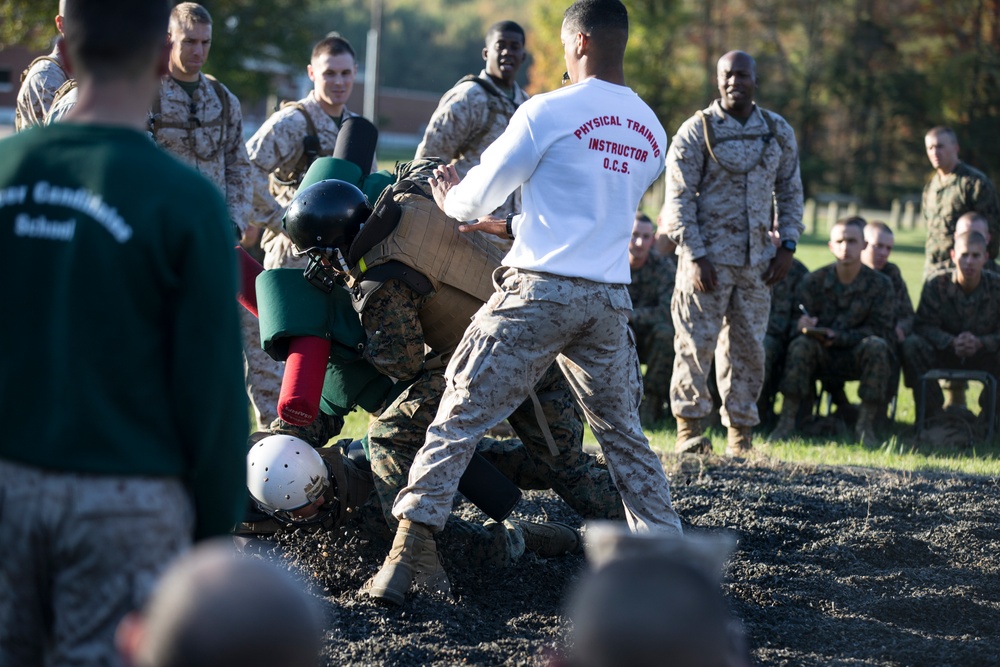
[[0, 460, 193, 667], [369, 359, 625, 524], [240, 306, 283, 430], [392, 268, 681, 535], [901, 336, 1000, 415], [634, 320, 675, 399], [670, 260, 770, 427], [779, 335, 893, 402]]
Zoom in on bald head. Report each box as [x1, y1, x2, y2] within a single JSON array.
[[717, 51, 757, 117], [120, 541, 321, 667], [956, 211, 991, 243]]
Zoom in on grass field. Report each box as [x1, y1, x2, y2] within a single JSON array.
[[336, 212, 1000, 477]]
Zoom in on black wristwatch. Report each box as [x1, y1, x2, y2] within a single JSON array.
[[505, 213, 515, 240], [780, 239, 796, 253]]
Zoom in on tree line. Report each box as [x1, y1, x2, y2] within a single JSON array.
[[5, 0, 997, 206]]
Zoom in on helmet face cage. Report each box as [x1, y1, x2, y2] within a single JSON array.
[[301, 249, 344, 294], [283, 179, 371, 272], [246, 435, 341, 528]]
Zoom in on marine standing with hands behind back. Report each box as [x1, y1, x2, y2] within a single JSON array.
[[363, 0, 684, 608], [148, 2, 284, 432], [663, 50, 804, 457]]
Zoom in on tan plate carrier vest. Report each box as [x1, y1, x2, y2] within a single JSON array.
[[348, 190, 503, 356]]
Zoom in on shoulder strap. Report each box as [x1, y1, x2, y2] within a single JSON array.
[[49, 78, 77, 109], [454, 75, 517, 161], [20, 56, 63, 84], [148, 75, 229, 138], [697, 107, 782, 176], [203, 74, 230, 137], [271, 101, 323, 187]]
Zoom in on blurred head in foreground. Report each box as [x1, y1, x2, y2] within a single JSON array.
[[558, 523, 751, 667], [117, 540, 321, 667]]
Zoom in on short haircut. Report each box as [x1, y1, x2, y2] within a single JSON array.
[[62, 0, 171, 80], [957, 211, 989, 233], [312, 33, 356, 62], [864, 220, 893, 237], [835, 215, 867, 234], [134, 541, 321, 667], [59, 0, 67, 17], [564, 0, 629, 41], [169, 2, 212, 33], [926, 126, 957, 143], [486, 20, 525, 44], [955, 230, 987, 251], [634, 212, 652, 224]]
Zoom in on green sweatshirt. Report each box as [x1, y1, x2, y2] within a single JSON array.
[[0, 123, 248, 539]]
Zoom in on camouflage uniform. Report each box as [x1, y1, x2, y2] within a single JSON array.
[[246, 92, 373, 269], [663, 101, 804, 427], [393, 269, 681, 535], [922, 162, 1000, 277], [415, 71, 528, 252], [903, 270, 1000, 415], [14, 47, 67, 132], [628, 252, 677, 402], [778, 264, 895, 402], [363, 281, 626, 530], [150, 74, 282, 429], [761, 258, 809, 416], [880, 262, 915, 338], [1, 461, 194, 667]]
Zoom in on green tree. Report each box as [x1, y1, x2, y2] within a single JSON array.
[[0, 3, 56, 52]]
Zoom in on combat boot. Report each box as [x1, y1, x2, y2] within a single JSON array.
[[363, 519, 450, 606], [855, 400, 882, 447], [725, 425, 753, 457], [517, 520, 581, 557], [675, 417, 712, 454], [768, 396, 800, 441]]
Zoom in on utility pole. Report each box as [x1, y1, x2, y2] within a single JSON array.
[[364, 0, 382, 123]]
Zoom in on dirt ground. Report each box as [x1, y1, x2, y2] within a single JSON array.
[[260, 452, 1000, 666]]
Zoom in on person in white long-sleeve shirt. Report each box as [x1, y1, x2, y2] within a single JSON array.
[[362, 0, 684, 608]]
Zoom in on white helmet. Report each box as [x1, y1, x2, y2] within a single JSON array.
[[247, 434, 330, 526]]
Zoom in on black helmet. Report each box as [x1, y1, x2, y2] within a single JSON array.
[[283, 179, 371, 257]]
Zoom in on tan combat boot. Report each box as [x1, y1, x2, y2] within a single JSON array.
[[518, 520, 581, 557], [675, 417, 713, 454], [768, 396, 800, 441], [726, 425, 753, 457], [364, 519, 450, 605], [855, 400, 882, 447]]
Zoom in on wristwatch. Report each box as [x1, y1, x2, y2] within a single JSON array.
[[505, 213, 515, 240], [780, 239, 797, 253]]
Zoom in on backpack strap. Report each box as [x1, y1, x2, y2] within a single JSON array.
[[697, 107, 782, 176], [15, 56, 66, 130], [270, 101, 324, 187], [149, 74, 230, 136], [453, 75, 520, 160], [49, 78, 77, 109], [19, 56, 63, 84]]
